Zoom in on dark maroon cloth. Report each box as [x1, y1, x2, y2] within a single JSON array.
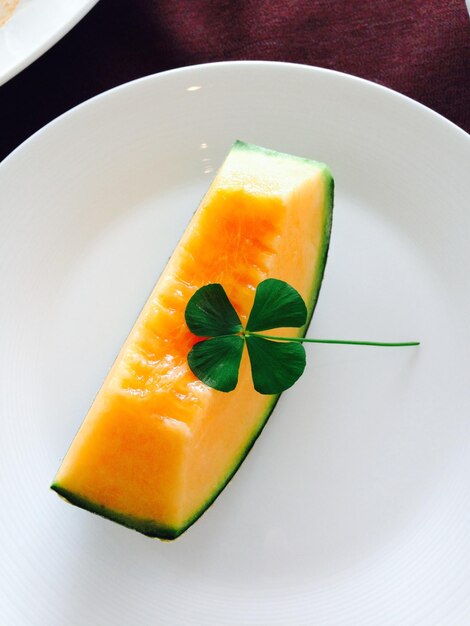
[[0, 0, 469, 161]]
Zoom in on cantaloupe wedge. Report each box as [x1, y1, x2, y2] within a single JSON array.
[[51, 141, 334, 539]]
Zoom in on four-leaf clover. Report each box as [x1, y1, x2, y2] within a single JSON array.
[[185, 279, 308, 395]]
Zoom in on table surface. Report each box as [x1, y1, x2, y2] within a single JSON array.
[[0, 0, 469, 162]]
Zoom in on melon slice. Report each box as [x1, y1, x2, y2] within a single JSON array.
[[51, 141, 334, 539]]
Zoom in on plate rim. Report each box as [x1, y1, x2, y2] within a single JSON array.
[[0, 0, 100, 87], [0, 60, 468, 168]]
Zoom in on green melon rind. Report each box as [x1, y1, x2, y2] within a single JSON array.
[[50, 483, 180, 539], [306, 168, 334, 325], [51, 149, 333, 541], [233, 140, 328, 170]]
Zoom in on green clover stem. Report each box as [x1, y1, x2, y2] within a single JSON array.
[[245, 332, 420, 347]]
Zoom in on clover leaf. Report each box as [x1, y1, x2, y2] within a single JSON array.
[[185, 283, 242, 337], [245, 335, 306, 394], [246, 278, 307, 332], [187, 336, 244, 392]]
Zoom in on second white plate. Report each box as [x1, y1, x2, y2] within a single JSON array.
[[0, 0, 99, 86]]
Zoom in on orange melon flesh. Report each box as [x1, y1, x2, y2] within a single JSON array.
[[52, 141, 333, 539]]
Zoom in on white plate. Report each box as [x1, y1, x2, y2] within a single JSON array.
[[0, 0, 98, 86], [1, 61, 470, 625]]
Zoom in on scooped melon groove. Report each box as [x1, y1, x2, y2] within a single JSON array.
[[51, 141, 334, 539]]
